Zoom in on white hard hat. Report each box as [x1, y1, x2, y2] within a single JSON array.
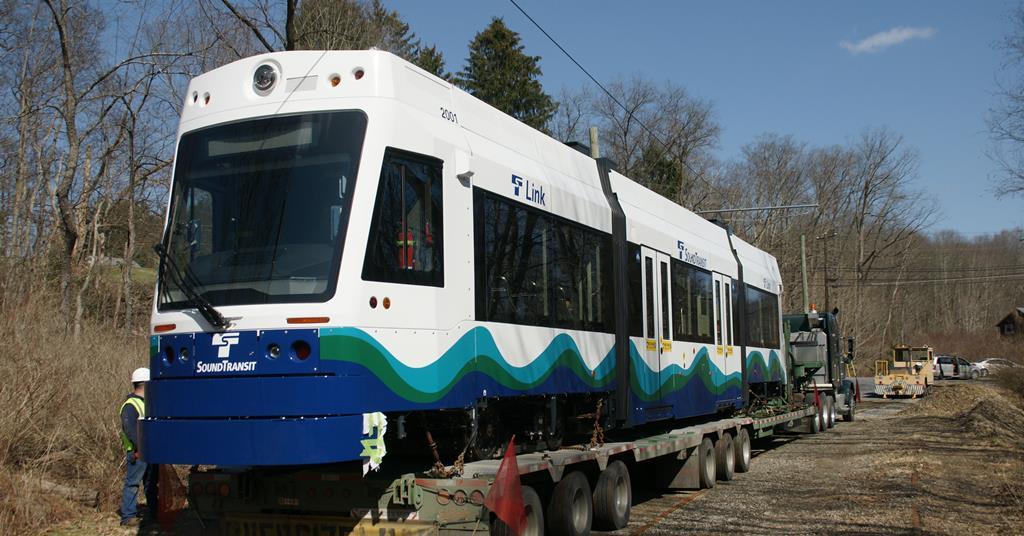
[[131, 367, 151, 383]]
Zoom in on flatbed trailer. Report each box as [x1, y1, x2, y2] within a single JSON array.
[[188, 405, 820, 535]]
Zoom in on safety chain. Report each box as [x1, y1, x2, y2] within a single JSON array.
[[429, 447, 468, 479], [589, 399, 605, 448]]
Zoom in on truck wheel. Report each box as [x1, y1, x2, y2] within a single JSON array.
[[843, 402, 855, 422], [826, 397, 836, 429], [593, 460, 631, 530], [698, 437, 716, 489], [547, 471, 592, 536], [714, 433, 735, 481], [492, 485, 544, 536], [734, 428, 752, 473]]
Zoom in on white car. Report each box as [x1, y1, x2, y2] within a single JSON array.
[[974, 358, 1020, 377], [933, 355, 979, 380]]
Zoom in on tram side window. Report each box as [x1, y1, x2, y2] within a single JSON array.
[[551, 221, 611, 331], [669, 258, 714, 344], [744, 285, 780, 348], [475, 190, 612, 332], [362, 148, 444, 286]]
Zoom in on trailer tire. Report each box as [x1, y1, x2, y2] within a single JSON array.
[[593, 460, 631, 530], [698, 437, 716, 489], [734, 428, 752, 473], [492, 485, 544, 536], [547, 471, 592, 536], [714, 433, 735, 481], [807, 407, 820, 434]]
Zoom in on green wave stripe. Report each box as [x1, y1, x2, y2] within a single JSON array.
[[746, 350, 783, 381], [319, 327, 616, 403], [317, 327, 745, 404]]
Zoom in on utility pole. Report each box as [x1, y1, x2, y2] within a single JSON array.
[[800, 234, 810, 313], [589, 127, 601, 159], [816, 230, 837, 311]]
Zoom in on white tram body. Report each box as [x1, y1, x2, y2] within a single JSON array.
[[142, 51, 784, 466]]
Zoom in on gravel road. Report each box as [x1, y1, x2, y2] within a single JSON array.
[[598, 381, 1024, 536]]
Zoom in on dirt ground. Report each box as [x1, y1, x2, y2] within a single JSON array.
[[602, 380, 1024, 536], [37, 380, 1024, 536]]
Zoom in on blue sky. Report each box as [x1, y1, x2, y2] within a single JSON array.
[[391, 0, 1024, 236]]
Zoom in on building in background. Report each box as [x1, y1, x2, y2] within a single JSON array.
[[996, 307, 1024, 338]]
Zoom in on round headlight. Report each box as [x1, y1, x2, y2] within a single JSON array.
[[253, 64, 277, 92]]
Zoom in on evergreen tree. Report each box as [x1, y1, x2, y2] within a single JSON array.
[[457, 18, 556, 131], [294, 0, 445, 76], [415, 45, 449, 80]]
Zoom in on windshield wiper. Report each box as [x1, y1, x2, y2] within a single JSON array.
[[154, 243, 228, 330]]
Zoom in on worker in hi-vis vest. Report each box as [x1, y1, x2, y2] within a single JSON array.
[[119, 367, 158, 527]]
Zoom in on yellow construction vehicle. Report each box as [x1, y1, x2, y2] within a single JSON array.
[[874, 345, 933, 398]]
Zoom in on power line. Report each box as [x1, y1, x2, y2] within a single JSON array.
[[507, 0, 715, 191], [830, 264, 1024, 274], [830, 273, 1024, 287]]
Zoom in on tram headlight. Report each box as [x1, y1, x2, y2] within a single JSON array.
[[253, 64, 277, 92]]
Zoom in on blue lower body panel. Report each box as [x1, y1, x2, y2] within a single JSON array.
[[140, 414, 363, 466]]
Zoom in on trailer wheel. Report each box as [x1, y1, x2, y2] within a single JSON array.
[[547, 471, 592, 536], [593, 460, 631, 530], [714, 433, 735, 481], [807, 407, 820, 434], [698, 437, 716, 489], [491, 485, 544, 536], [734, 428, 752, 473], [826, 397, 836, 429]]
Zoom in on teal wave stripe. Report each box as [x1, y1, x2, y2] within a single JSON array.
[[319, 327, 616, 403], [318, 327, 748, 404], [629, 345, 741, 401]]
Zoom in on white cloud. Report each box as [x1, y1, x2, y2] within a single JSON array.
[[840, 26, 937, 55]]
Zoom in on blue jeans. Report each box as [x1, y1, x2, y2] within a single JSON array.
[[120, 452, 158, 523]]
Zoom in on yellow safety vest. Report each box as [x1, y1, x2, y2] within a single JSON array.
[[119, 397, 146, 453]]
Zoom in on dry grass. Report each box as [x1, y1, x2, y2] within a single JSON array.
[[0, 291, 147, 534], [993, 365, 1024, 397]]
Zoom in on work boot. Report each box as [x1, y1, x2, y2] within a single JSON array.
[[120, 517, 140, 527]]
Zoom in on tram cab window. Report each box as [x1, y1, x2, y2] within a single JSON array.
[[362, 148, 443, 286]]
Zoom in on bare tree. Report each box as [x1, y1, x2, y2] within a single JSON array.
[[989, 3, 1024, 197]]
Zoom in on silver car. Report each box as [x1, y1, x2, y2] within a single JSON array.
[[975, 358, 1020, 377]]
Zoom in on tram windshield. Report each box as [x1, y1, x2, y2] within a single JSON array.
[[158, 111, 367, 309]]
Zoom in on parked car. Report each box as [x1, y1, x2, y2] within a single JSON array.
[[975, 358, 1021, 377], [933, 355, 978, 379]]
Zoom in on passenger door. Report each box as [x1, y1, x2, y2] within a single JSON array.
[[640, 247, 672, 404], [713, 275, 738, 379]]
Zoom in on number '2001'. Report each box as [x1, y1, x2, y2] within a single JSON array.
[[440, 107, 458, 123]]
